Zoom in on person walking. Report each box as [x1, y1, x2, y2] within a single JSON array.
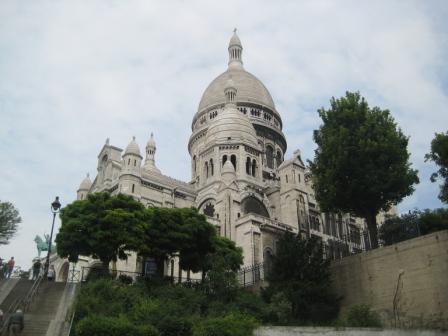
[[7, 309, 24, 335], [6, 257, 15, 279], [47, 265, 55, 281], [0, 258, 4, 279], [32, 259, 42, 280]]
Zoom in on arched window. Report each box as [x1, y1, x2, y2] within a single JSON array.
[[231, 155, 237, 170], [132, 184, 135, 193], [276, 150, 282, 167], [252, 159, 257, 177], [266, 145, 274, 169], [205, 162, 209, 178], [210, 159, 214, 176], [286, 174, 288, 183], [246, 157, 251, 175], [134, 159, 137, 167], [128, 158, 131, 165], [241, 196, 270, 218], [222, 155, 228, 166]]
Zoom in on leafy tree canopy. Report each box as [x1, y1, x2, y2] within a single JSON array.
[[56, 192, 146, 267], [140, 207, 218, 274], [264, 233, 339, 323], [425, 131, 448, 203], [309, 91, 419, 248], [379, 208, 448, 246], [0, 200, 21, 245]]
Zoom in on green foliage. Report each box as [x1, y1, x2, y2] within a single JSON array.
[[309, 91, 419, 247], [264, 232, 340, 324], [192, 313, 258, 336], [380, 208, 448, 246], [56, 192, 146, 266], [425, 131, 448, 203], [379, 211, 420, 246], [75, 315, 159, 336], [0, 200, 21, 244], [346, 304, 382, 328], [419, 208, 448, 235], [140, 207, 217, 276]]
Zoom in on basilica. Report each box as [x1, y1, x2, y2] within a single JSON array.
[[76, 31, 377, 275]]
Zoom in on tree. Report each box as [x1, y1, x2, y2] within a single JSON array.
[[309, 92, 419, 248], [0, 201, 21, 244], [425, 131, 448, 203], [139, 207, 217, 276], [56, 192, 146, 269], [264, 232, 339, 323], [379, 211, 421, 246]]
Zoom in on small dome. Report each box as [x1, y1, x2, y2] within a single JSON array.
[[205, 104, 259, 148], [147, 133, 156, 147], [125, 136, 141, 156], [222, 160, 236, 174], [229, 30, 242, 48], [78, 173, 92, 191]]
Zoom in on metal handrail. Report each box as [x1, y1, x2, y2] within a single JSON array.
[[0, 276, 44, 335]]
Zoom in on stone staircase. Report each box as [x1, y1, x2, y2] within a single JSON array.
[[0, 279, 34, 312], [20, 282, 66, 336]]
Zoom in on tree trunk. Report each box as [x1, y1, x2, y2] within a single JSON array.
[[366, 212, 379, 249]]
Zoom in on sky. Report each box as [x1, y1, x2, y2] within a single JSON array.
[[0, 0, 447, 269]]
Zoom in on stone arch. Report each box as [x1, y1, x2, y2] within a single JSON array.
[[276, 150, 283, 167], [58, 261, 69, 282], [241, 196, 270, 218], [263, 247, 274, 275], [230, 154, 237, 170]]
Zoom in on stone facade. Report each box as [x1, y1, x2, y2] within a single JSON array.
[[76, 31, 390, 273]]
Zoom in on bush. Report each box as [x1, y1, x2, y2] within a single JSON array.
[[193, 312, 258, 336], [75, 315, 159, 336], [346, 304, 382, 328]]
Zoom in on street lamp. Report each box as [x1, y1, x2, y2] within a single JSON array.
[[45, 196, 61, 276]]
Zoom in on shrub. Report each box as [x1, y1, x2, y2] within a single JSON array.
[[75, 315, 159, 336], [118, 274, 134, 285], [193, 312, 258, 336], [346, 304, 382, 328]]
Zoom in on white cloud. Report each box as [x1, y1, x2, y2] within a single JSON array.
[[0, 0, 447, 269]]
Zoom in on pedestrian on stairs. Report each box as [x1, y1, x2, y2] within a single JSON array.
[[6, 257, 15, 279], [47, 264, 55, 281], [7, 309, 24, 335], [32, 259, 42, 280]]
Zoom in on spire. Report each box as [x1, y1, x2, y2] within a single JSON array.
[[143, 132, 161, 173], [228, 28, 243, 68], [224, 78, 237, 106]]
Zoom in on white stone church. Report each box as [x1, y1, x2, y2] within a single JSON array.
[[73, 31, 386, 278]]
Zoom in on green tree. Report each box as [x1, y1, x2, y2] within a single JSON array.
[[379, 211, 421, 246], [425, 131, 448, 203], [419, 208, 448, 235], [265, 233, 339, 324], [139, 207, 217, 276], [310, 92, 419, 248], [56, 192, 145, 269], [0, 200, 21, 244]]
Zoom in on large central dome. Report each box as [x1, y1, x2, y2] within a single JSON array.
[[198, 68, 276, 112], [196, 30, 277, 115]]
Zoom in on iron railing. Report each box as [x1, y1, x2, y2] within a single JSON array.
[[0, 275, 43, 335]]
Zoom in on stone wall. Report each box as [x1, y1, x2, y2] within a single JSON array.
[[330, 230, 448, 329]]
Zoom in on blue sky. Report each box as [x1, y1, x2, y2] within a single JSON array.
[[0, 0, 447, 269]]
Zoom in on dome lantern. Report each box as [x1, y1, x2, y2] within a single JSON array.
[[224, 78, 237, 106], [228, 28, 243, 68]]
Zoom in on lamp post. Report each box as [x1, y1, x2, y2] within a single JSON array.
[[45, 196, 61, 276]]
